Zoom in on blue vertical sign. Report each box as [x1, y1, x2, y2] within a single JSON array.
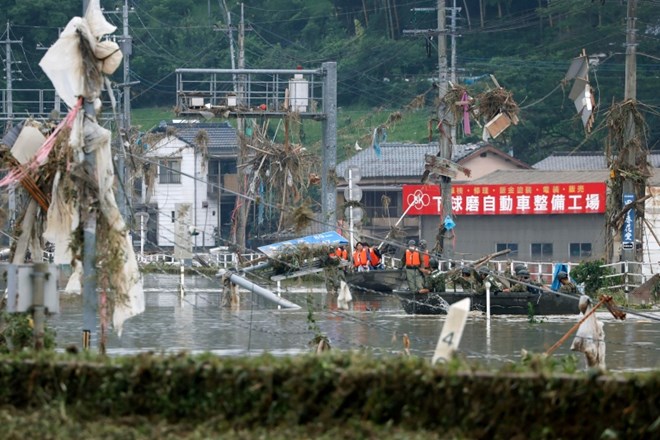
[[622, 194, 635, 250]]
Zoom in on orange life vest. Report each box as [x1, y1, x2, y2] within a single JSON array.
[[353, 249, 368, 267], [405, 249, 421, 267], [336, 248, 347, 260], [422, 253, 430, 269], [369, 249, 381, 266]]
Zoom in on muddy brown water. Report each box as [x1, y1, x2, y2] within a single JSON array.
[[47, 274, 660, 372]]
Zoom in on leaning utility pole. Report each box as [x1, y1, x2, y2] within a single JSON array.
[[437, 0, 455, 261]]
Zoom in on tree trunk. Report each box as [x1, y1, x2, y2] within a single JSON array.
[[479, 0, 485, 28], [392, 0, 400, 38], [362, 0, 369, 26], [385, 0, 394, 39]]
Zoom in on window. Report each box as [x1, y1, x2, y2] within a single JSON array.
[[570, 243, 592, 259], [159, 159, 181, 184], [531, 243, 553, 260], [362, 191, 400, 219], [219, 159, 237, 174], [496, 243, 518, 258]]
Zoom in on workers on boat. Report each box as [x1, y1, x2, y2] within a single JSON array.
[[454, 266, 478, 291], [557, 271, 578, 295], [323, 245, 344, 295], [418, 239, 432, 288], [510, 268, 531, 292], [425, 258, 446, 292], [353, 242, 370, 272], [474, 266, 507, 294], [503, 263, 527, 289], [335, 245, 348, 261], [510, 268, 544, 294], [403, 240, 428, 294], [363, 242, 384, 270]]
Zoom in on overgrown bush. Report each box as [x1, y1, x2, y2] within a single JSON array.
[[570, 259, 615, 294], [0, 312, 56, 352]]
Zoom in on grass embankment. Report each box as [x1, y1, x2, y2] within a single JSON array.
[[0, 352, 657, 439]]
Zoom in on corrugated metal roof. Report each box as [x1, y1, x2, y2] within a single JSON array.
[[165, 121, 239, 155], [335, 142, 485, 179], [470, 169, 611, 184], [533, 151, 660, 170]]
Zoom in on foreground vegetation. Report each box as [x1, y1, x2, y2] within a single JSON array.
[[0, 351, 657, 439]]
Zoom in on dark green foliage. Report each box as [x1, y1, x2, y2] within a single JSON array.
[[570, 259, 614, 294], [0, 313, 56, 353], [0, 352, 657, 438], [2, 1, 659, 162]]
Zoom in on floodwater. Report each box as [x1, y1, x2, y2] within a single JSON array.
[[48, 274, 660, 372]]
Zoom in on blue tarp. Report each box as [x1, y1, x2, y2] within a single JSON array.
[[258, 231, 348, 257]]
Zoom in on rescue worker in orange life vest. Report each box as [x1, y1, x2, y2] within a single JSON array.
[[418, 239, 432, 286], [353, 242, 369, 272], [403, 239, 428, 294]]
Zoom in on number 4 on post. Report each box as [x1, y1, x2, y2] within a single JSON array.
[[432, 298, 471, 364]]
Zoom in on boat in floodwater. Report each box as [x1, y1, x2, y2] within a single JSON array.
[[396, 289, 580, 315], [345, 269, 407, 294]]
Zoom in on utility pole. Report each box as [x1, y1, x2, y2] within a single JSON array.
[[3, 22, 22, 236], [3, 22, 21, 123], [621, 0, 638, 264], [81, 0, 98, 351], [117, 0, 133, 221], [102, 1, 135, 221], [449, 0, 458, 143], [233, 3, 250, 249], [322, 61, 338, 229], [437, 0, 455, 261]]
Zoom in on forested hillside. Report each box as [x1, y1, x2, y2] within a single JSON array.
[[2, 0, 659, 163]]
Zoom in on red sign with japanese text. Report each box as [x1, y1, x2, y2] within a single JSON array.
[[402, 183, 607, 216]]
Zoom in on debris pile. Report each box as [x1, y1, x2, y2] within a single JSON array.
[[0, 0, 144, 335], [245, 121, 315, 232]]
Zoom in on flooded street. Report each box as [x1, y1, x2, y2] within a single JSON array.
[[49, 274, 660, 371]]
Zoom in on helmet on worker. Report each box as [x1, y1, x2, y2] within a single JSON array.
[[557, 271, 568, 280]]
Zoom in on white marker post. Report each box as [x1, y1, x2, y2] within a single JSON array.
[[432, 298, 471, 364], [484, 281, 492, 358], [484, 280, 491, 321]]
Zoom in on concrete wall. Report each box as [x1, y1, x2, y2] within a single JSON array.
[[455, 152, 525, 181], [420, 214, 606, 262]]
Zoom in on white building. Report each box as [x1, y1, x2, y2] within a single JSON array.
[[145, 121, 238, 252]]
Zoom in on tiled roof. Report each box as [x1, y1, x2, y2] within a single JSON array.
[[158, 121, 239, 155], [335, 142, 486, 180], [470, 169, 611, 185], [533, 151, 660, 170]]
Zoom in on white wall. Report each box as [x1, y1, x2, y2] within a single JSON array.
[[148, 136, 219, 249]]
